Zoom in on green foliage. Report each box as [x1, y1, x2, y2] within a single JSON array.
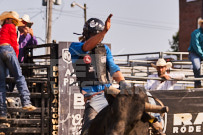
[[169, 31, 179, 52]]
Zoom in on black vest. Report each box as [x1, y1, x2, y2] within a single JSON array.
[[73, 44, 109, 87]]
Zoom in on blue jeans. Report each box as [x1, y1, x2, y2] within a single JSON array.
[[0, 45, 31, 116], [189, 52, 202, 87]]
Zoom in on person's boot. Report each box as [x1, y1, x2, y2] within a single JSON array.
[[22, 104, 36, 111]]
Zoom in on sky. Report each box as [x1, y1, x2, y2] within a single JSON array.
[[0, 0, 179, 55]]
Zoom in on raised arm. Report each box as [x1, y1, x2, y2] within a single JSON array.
[[82, 14, 113, 52]]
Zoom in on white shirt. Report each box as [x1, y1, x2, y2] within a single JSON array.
[[145, 73, 185, 90]]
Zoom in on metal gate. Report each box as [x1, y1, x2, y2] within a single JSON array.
[[1, 43, 59, 135]]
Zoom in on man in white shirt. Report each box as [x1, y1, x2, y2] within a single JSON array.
[[146, 58, 185, 90]]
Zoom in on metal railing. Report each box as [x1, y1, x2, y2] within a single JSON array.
[[3, 43, 58, 135], [113, 51, 201, 89]]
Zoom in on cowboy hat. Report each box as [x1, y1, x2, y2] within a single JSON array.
[[198, 18, 203, 26], [0, 11, 24, 26], [20, 14, 33, 27], [151, 58, 172, 68]]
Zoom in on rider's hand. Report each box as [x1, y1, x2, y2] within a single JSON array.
[[119, 80, 131, 90], [103, 14, 113, 32]]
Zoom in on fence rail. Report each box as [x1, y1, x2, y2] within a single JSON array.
[[114, 51, 198, 89], [2, 43, 58, 135]]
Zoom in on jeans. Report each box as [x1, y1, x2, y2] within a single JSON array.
[[189, 52, 202, 87], [0, 45, 31, 116]]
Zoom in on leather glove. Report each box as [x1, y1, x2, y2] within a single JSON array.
[[119, 80, 131, 90]]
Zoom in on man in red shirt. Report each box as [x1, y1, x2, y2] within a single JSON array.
[[0, 11, 36, 120]]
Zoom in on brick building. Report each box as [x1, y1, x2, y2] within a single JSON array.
[[179, 0, 202, 52]]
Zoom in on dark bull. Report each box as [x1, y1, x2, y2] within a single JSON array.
[[88, 86, 168, 135]]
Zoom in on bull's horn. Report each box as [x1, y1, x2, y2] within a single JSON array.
[[145, 102, 169, 113]]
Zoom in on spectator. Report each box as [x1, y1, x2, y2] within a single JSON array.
[[188, 18, 203, 88], [0, 11, 36, 120], [18, 14, 37, 63], [146, 58, 185, 90]]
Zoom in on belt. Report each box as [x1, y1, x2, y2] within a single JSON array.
[[0, 43, 9, 46]]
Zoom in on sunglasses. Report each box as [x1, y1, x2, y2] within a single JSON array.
[[27, 23, 32, 28]]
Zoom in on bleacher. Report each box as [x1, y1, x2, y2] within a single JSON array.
[[113, 51, 200, 89]]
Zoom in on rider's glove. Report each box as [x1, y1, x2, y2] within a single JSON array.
[[119, 80, 131, 90]]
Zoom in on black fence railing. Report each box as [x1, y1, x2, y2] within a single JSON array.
[[2, 43, 58, 135]]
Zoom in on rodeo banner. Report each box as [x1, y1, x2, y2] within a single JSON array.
[[58, 42, 84, 135], [150, 89, 203, 135]]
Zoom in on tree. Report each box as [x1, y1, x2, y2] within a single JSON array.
[[169, 31, 179, 52]]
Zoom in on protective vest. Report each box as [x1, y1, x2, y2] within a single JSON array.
[[73, 44, 109, 88]]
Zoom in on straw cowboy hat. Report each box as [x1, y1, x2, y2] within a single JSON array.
[[198, 18, 203, 26], [20, 14, 33, 27], [0, 11, 23, 26], [151, 58, 172, 69]]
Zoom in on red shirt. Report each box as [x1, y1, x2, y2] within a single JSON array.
[[0, 24, 19, 57]]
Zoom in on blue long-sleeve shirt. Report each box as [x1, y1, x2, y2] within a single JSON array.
[[188, 28, 203, 59], [69, 42, 120, 95]]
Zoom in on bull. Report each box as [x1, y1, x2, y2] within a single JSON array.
[[87, 86, 167, 135]]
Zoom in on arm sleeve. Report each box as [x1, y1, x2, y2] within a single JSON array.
[[190, 31, 203, 59], [9, 24, 19, 57], [28, 35, 38, 45], [168, 73, 185, 85], [69, 42, 87, 63], [145, 75, 160, 90], [105, 45, 120, 76], [169, 73, 185, 80], [146, 80, 161, 90]]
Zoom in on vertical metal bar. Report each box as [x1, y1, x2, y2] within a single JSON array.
[[180, 53, 183, 69], [130, 61, 135, 87], [147, 65, 149, 76], [48, 44, 53, 135], [180, 53, 182, 60], [131, 62, 134, 76], [41, 83, 45, 135], [47, 65, 51, 135], [127, 55, 129, 66], [159, 52, 163, 58]]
